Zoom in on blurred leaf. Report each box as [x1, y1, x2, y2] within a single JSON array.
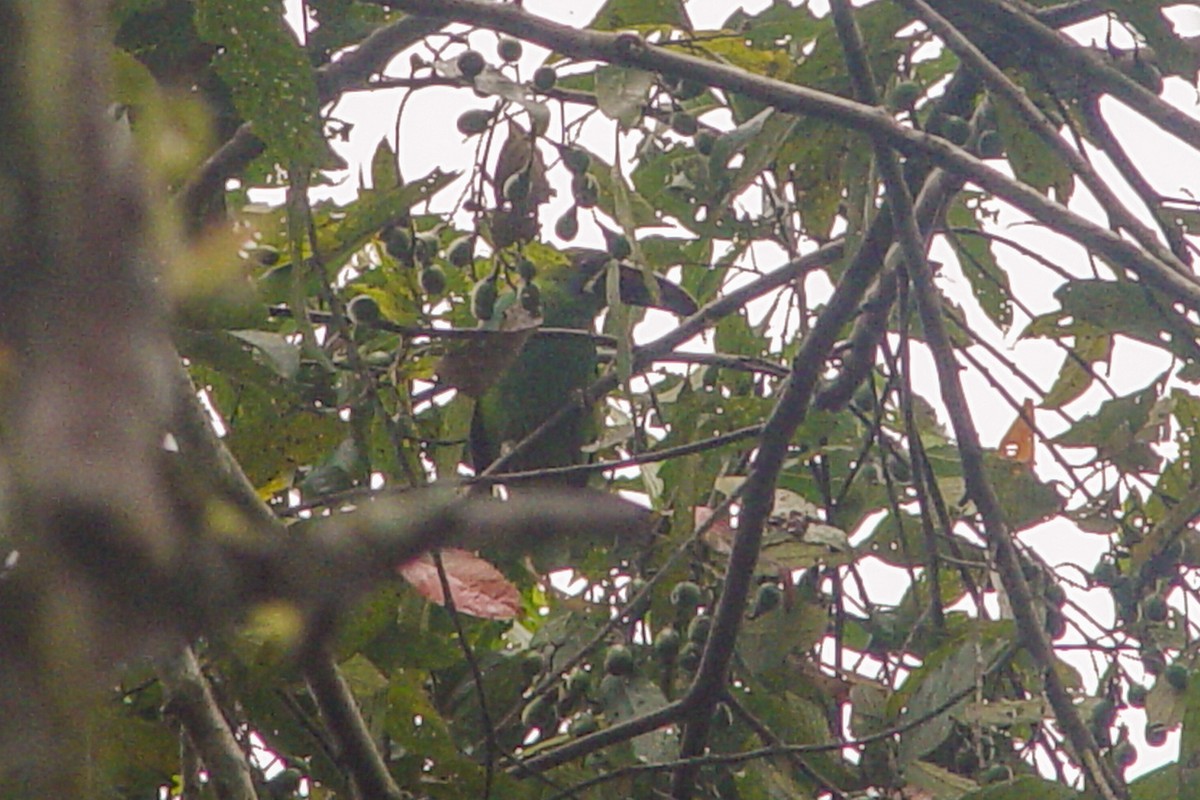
[[959, 776, 1081, 799]]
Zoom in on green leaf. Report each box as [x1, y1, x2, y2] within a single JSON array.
[[1179, 667, 1200, 792], [1052, 377, 1167, 473], [959, 775, 1081, 799], [588, 151, 659, 226], [736, 597, 829, 685], [588, 0, 691, 31], [195, 0, 331, 167], [370, 136, 398, 190], [982, 451, 1065, 530], [994, 91, 1074, 202], [596, 675, 672, 762], [895, 636, 1010, 764], [228, 329, 300, 380], [1104, 1, 1200, 79], [947, 196, 1012, 331], [1129, 763, 1178, 800], [1042, 328, 1112, 409], [594, 65, 656, 128], [905, 760, 978, 798]]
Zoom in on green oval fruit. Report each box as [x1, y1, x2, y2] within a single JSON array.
[[533, 66, 557, 92], [1021, 559, 1040, 582], [605, 230, 632, 260], [1045, 608, 1067, 640], [565, 669, 591, 698], [521, 650, 545, 680], [498, 37, 523, 63], [571, 173, 599, 208], [604, 644, 635, 676], [687, 614, 712, 644], [1145, 723, 1169, 747], [457, 50, 486, 79], [446, 235, 474, 268], [516, 257, 537, 282], [887, 80, 921, 111], [519, 281, 541, 315], [678, 641, 701, 671], [940, 115, 971, 145], [1144, 595, 1169, 622], [554, 208, 579, 241], [419, 265, 447, 296], [1092, 560, 1120, 587], [562, 147, 590, 175], [654, 627, 682, 661], [751, 583, 783, 617], [413, 231, 439, 265], [626, 577, 650, 617], [347, 295, 381, 325], [695, 130, 716, 156], [670, 112, 698, 136], [384, 227, 413, 261], [1127, 683, 1148, 708], [471, 278, 498, 321], [568, 711, 598, 737], [670, 581, 702, 611], [456, 108, 493, 136], [977, 130, 1004, 158], [1166, 663, 1190, 691], [521, 695, 557, 730]]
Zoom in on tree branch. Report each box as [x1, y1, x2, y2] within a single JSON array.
[[159, 646, 257, 800], [382, 0, 1200, 309]]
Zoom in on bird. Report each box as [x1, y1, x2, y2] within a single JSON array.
[[468, 248, 697, 487]]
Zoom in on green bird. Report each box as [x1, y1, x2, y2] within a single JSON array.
[[469, 249, 697, 486]]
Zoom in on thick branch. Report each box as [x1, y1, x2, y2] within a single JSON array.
[[869, 51, 1129, 800], [159, 647, 257, 800]]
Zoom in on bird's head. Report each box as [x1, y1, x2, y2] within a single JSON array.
[[554, 248, 699, 322]]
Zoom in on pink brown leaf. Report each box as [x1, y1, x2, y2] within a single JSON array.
[[397, 548, 522, 619]]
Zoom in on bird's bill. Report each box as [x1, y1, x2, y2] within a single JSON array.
[[616, 264, 698, 317]]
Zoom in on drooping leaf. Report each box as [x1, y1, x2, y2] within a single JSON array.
[[947, 196, 1012, 330], [594, 65, 656, 128]]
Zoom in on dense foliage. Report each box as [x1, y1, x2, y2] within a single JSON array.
[[6, 1, 1200, 799]]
